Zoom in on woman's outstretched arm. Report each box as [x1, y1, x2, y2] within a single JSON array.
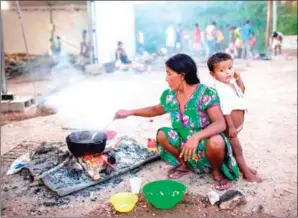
[[132, 104, 166, 117], [114, 104, 166, 119]]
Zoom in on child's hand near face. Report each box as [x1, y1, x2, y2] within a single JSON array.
[[234, 72, 240, 80]]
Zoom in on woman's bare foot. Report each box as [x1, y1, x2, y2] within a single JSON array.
[[168, 165, 192, 179], [168, 165, 180, 174], [212, 170, 232, 191], [243, 171, 262, 183], [249, 167, 257, 175]]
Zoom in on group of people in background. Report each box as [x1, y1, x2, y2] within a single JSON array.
[[225, 20, 258, 60], [48, 20, 284, 70], [165, 20, 285, 61], [164, 20, 259, 61]]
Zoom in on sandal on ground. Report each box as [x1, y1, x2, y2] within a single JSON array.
[[214, 178, 232, 191], [168, 166, 192, 179]]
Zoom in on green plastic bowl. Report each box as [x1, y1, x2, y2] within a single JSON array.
[[142, 180, 187, 210]]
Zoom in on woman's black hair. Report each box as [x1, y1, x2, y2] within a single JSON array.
[[166, 53, 200, 85], [207, 52, 232, 73], [117, 41, 123, 46]]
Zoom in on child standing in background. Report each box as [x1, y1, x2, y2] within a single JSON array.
[[249, 32, 257, 58], [216, 27, 225, 52]]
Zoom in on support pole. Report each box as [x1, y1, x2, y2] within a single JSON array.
[[92, 2, 98, 64], [47, 1, 55, 49], [265, 0, 273, 50], [272, 0, 277, 32], [87, 1, 94, 64], [15, 1, 30, 62], [0, 8, 7, 95], [46, 1, 57, 56], [49, 4, 54, 40], [15, 0, 37, 98]]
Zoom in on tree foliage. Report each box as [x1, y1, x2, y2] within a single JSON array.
[[134, 1, 297, 53], [277, 2, 298, 35]]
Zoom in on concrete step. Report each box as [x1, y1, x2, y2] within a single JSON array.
[[1, 96, 36, 112]]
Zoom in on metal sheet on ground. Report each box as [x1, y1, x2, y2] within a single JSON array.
[[42, 138, 159, 196]]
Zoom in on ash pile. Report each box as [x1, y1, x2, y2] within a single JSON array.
[[16, 137, 159, 197]]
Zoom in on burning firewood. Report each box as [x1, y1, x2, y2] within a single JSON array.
[[77, 153, 115, 181]]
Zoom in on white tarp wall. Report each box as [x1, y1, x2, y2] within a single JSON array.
[[94, 1, 136, 64], [2, 7, 87, 55]]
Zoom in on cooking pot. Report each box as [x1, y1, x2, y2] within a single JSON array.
[[66, 131, 107, 157]]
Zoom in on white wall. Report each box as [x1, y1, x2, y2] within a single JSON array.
[[94, 1, 136, 63], [283, 35, 297, 50], [2, 9, 88, 55]]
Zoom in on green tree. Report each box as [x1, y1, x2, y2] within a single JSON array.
[[277, 2, 298, 35]]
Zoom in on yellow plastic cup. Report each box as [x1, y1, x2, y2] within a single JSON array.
[[110, 192, 138, 213]]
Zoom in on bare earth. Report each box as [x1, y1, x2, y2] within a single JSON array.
[[1, 57, 297, 217]]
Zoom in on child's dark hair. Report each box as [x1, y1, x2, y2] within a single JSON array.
[[207, 52, 232, 72]]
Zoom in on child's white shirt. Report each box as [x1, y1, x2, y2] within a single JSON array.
[[212, 78, 247, 115]]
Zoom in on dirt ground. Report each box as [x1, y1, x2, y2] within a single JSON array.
[[88, 194, 271, 217], [1, 55, 297, 217], [1, 106, 55, 125]]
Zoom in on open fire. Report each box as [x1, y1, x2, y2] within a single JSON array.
[[19, 136, 159, 196]]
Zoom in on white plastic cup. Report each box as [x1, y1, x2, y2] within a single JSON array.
[[130, 177, 142, 194]]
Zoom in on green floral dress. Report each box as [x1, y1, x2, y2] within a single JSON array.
[[156, 84, 239, 181]]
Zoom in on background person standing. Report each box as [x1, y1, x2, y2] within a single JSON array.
[[193, 23, 201, 56], [137, 30, 145, 55], [175, 24, 183, 52], [241, 20, 253, 60], [205, 21, 217, 58], [165, 25, 176, 56]]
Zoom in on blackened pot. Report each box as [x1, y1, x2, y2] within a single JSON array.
[[66, 131, 107, 157]]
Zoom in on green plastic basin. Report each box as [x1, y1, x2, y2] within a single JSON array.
[[142, 180, 187, 210]]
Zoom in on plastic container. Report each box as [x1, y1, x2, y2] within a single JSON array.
[[110, 192, 138, 213], [130, 177, 142, 194], [142, 180, 187, 209]]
